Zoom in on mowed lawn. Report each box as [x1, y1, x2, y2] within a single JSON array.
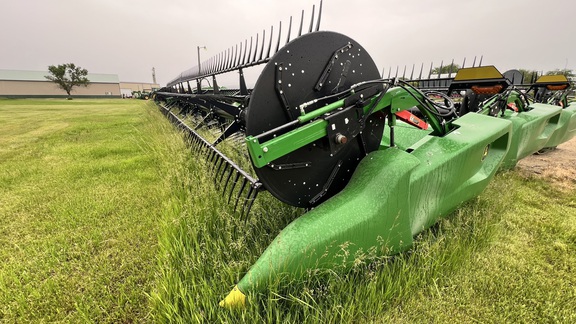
[[0, 99, 173, 322]]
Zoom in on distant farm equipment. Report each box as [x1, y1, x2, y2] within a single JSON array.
[[132, 90, 150, 100], [153, 0, 576, 308]]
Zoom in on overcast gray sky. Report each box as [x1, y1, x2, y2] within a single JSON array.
[[1, 0, 575, 87]]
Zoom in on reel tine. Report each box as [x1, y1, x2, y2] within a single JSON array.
[[241, 186, 255, 219], [220, 49, 226, 72], [298, 10, 304, 37], [418, 62, 424, 80], [218, 162, 231, 187], [265, 25, 273, 59], [233, 44, 239, 69], [225, 48, 231, 70], [315, 0, 322, 31], [241, 185, 260, 221], [274, 21, 282, 54], [479, 55, 483, 67], [196, 138, 205, 155], [246, 37, 253, 66], [252, 33, 259, 63], [227, 172, 241, 203], [237, 42, 242, 67], [214, 156, 225, 188], [222, 168, 236, 198], [438, 60, 443, 79], [242, 39, 248, 66], [308, 4, 315, 33], [211, 157, 222, 189], [208, 149, 218, 165], [222, 48, 230, 71], [234, 178, 249, 213], [238, 41, 244, 67], [219, 163, 232, 190], [221, 50, 226, 71], [189, 132, 199, 152], [286, 16, 293, 44], [258, 29, 266, 62]]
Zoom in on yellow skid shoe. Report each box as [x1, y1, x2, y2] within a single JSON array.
[[219, 285, 246, 308]]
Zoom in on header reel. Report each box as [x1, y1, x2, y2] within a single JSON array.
[[155, 1, 467, 214], [243, 30, 463, 208], [156, 28, 458, 213], [245, 31, 384, 207]]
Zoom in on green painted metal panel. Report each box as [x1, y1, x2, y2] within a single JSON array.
[[543, 104, 576, 148], [381, 121, 432, 150], [246, 119, 327, 168], [238, 148, 419, 293], [236, 113, 512, 295], [499, 103, 562, 169], [406, 113, 511, 233], [224, 88, 576, 307]]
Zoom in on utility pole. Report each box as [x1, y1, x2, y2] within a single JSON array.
[[152, 67, 157, 84]]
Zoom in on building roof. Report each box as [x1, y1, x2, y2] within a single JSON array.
[[0, 69, 120, 83]]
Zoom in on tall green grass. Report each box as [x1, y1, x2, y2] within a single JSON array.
[[151, 106, 576, 322]]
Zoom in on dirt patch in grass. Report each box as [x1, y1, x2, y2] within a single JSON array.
[[516, 137, 576, 190]]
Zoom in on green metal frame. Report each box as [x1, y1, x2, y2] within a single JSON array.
[[221, 113, 512, 306], [246, 86, 448, 168]]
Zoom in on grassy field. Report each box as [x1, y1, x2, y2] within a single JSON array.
[[0, 99, 170, 322], [1, 99, 575, 322]]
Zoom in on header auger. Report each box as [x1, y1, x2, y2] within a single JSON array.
[[154, 1, 576, 309]]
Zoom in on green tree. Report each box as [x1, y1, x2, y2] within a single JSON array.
[[545, 68, 574, 78], [432, 63, 460, 75], [518, 69, 539, 84], [45, 63, 90, 99]]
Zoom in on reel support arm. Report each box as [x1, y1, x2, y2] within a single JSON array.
[[246, 85, 450, 168]]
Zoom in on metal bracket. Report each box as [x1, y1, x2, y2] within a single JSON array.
[[269, 161, 312, 170], [309, 160, 342, 205], [324, 105, 363, 155], [314, 43, 353, 91], [275, 62, 296, 120]]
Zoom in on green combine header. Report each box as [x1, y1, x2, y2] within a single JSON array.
[[153, 0, 576, 308]]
